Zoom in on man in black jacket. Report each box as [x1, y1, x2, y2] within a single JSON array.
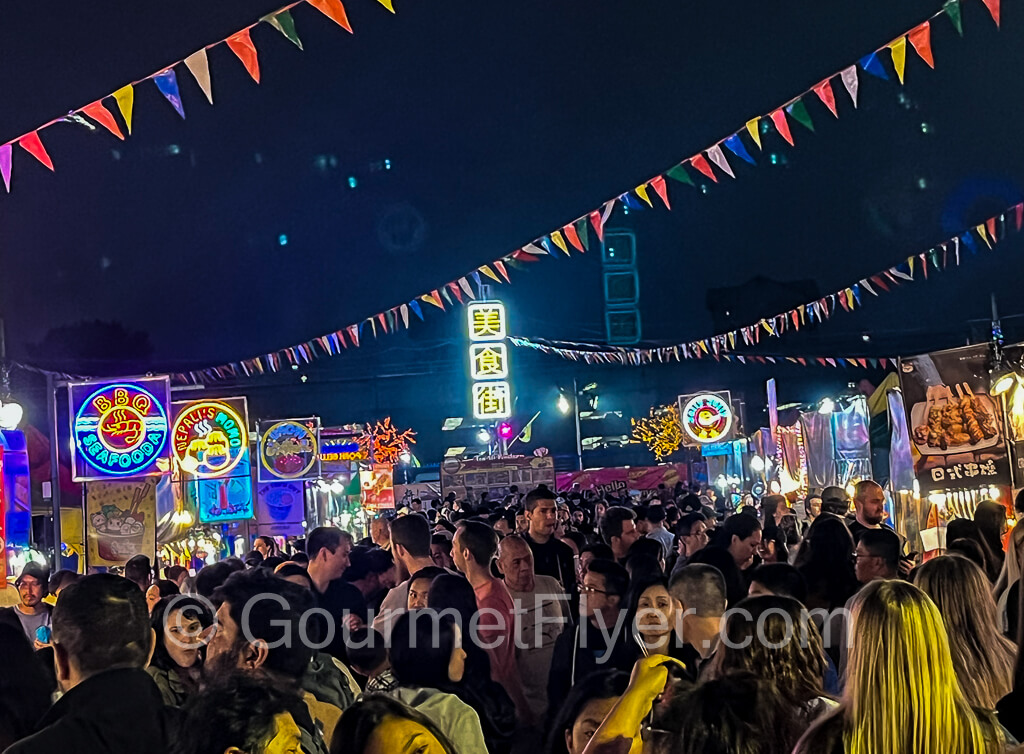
[[5, 573, 169, 754], [522, 485, 576, 591]]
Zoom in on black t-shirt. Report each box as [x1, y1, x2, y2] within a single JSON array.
[[313, 579, 367, 659], [523, 533, 576, 591]]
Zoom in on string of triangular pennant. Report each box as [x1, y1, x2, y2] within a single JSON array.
[[172, 0, 1002, 385], [0, 0, 397, 191], [507, 203, 1022, 367]]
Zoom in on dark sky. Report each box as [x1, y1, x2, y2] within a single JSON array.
[[1, 0, 1022, 373]]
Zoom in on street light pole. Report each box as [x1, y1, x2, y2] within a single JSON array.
[[573, 378, 583, 471]]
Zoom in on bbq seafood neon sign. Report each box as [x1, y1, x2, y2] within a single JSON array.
[[70, 379, 171, 481], [172, 399, 249, 479]]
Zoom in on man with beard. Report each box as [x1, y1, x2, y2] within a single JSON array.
[[847, 480, 890, 543], [205, 568, 354, 754]]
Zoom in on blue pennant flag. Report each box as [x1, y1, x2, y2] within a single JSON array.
[[540, 237, 556, 256], [153, 69, 186, 118], [961, 232, 979, 255], [620, 193, 645, 211], [409, 300, 424, 321], [851, 284, 862, 306], [724, 133, 755, 164], [859, 52, 889, 81]]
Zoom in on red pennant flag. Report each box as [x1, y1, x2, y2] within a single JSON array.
[[376, 312, 388, 332], [797, 358, 807, 366], [81, 101, 125, 140], [838, 294, 850, 312], [690, 154, 717, 182], [812, 80, 838, 117], [347, 325, 360, 347], [512, 249, 540, 262], [589, 210, 605, 242], [858, 358, 868, 368], [817, 358, 827, 366], [1015, 203, 1023, 231], [870, 275, 890, 292], [448, 282, 463, 304], [908, 22, 935, 68], [494, 260, 511, 283], [650, 175, 670, 209], [564, 223, 584, 252], [308, 0, 353, 32], [920, 253, 928, 279], [770, 109, 794, 146], [19, 131, 54, 171], [226, 29, 260, 83], [981, 0, 1000, 27], [880, 358, 889, 369], [987, 216, 998, 242]]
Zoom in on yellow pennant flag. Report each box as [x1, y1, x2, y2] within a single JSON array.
[[890, 37, 907, 84], [550, 230, 570, 255], [113, 84, 134, 134], [728, 331, 736, 348], [635, 184, 653, 207], [479, 264, 502, 282], [977, 224, 992, 248], [375, 0, 395, 11], [420, 293, 443, 309], [846, 288, 855, 309], [745, 118, 762, 149]]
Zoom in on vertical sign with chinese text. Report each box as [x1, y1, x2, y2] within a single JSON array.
[[468, 301, 512, 420]]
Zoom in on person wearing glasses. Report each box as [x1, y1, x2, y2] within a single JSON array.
[[547, 559, 637, 707]]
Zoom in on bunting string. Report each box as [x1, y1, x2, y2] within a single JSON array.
[[506, 203, 1022, 366], [170, 0, 1005, 384], [0, 0, 398, 190]]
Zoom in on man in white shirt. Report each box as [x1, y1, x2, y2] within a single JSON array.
[[373, 514, 438, 636]]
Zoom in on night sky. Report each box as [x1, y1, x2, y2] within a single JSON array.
[[2, 0, 1023, 459]]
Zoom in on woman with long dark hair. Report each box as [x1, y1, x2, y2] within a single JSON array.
[[387, 610, 487, 754], [146, 596, 213, 707], [974, 500, 1008, 584], [427, 574, 516, 753], [793, 515, 858, 612]]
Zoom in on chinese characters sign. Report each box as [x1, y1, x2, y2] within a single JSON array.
[[899, 344, 1010, 493], [70, 378, 171, 482], [258, 418, 321, 482], [678, 392, 735, 445], [467, 302, 512, 420], [171, 398, 249, 479]]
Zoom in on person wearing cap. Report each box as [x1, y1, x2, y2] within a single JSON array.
[[0, 562, 52, 646], [819, 486, 851, 518]]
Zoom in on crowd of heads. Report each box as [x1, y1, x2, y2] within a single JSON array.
[[4, 483, 1024, 754]]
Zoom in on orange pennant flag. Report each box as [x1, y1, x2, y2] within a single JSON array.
[[81, 101, 124, 140], [812, 79, 838, 117], [227, 29, 260, 82], [981, 0, 1000, 27], [563, 223, 584, 252], [112, 85, 134, 134], [770, 109, 794, 146], [19, 131, 54, 171], [308, 0, 353, 32], [908, 22, 934, 68], [650, 175, 670, 209]]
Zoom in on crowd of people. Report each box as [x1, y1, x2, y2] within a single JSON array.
[[3, 480, 1024, 753]]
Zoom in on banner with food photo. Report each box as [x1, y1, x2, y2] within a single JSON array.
[[899, 344, 1010, 495], [86, 478, 157, 568]]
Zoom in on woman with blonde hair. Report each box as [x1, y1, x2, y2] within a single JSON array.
[[795, 580, 1002, 754], [915, 554, 1016, 711]]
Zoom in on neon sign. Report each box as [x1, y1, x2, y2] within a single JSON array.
[[172, 398, 249, 479], [680, 393, 734, 445], [467, 301, 513, 421], [70, 379, 171, 481], [259, 418, 320, 482]]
